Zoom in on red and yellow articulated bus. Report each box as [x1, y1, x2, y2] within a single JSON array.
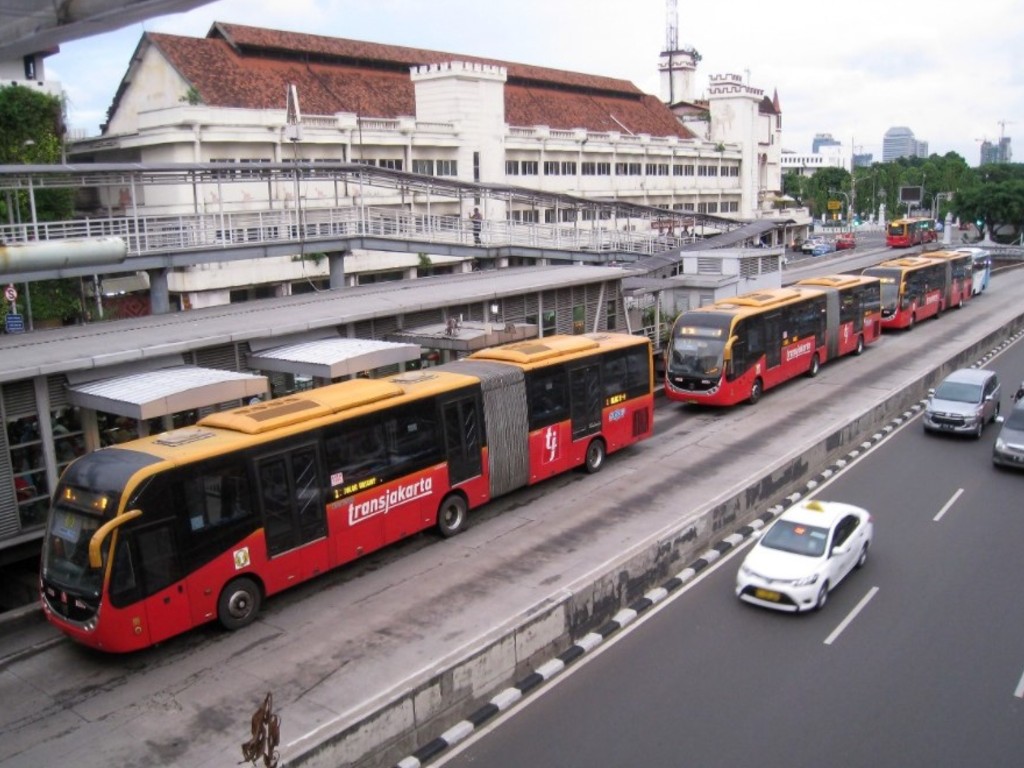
[[886, 217, 938, 248], [862, 254, 967, 330], [664, 275, 881, 406], [40, 333, 653, 652]]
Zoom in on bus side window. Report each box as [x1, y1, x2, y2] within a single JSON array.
[[135, 522, 181, 596], [527, 368, 569, 429], [183, 462, 252, 532]]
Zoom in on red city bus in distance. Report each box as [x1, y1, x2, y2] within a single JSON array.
[[925, 249, 974, 309], [886, 217, 938, 248], [863, 256, 949, 329], [40, 333, 653, 652], [664, 276, 881, 406]]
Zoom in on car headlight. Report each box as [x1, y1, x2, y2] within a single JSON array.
[[995, 438, 1006, 451], [792, 573, 819, 586]]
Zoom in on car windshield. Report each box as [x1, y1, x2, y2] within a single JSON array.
[[933, 380, 983, 404], [1004, 407, 1024, 430], [760, 519, 829, 558]]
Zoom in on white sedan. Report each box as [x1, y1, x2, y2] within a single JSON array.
[[736, 499, 873, 612]]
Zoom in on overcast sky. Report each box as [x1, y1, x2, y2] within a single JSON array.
[[48, 0, 1022, 167]]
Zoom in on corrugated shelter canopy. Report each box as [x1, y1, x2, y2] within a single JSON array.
[[247, 338, 422, 379], [67, 366, 268, 420]]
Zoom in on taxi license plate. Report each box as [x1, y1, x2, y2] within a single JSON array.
[[754, 588, 781, 602]]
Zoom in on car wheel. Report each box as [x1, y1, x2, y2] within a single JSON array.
[[748, 378, 763, 405], [437, 493, 468, 537], [975, 421, 984, 440], [807, 354, 820, 378], [856, 543, 869, 569], [218, 576, 262, 631], [815, 583, 829, 611], [993, 402, 1000, 422], [584, 438, 606, 474], [854, 335, 865, 356]]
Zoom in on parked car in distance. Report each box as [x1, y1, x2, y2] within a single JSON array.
[[992, 401, 1024, 469], [835, 232, 856, 250], [811, 240, 836, 257], [801, 236, 826, 254], [736, 499, 873, 612], [923, 368, 1001, 438]]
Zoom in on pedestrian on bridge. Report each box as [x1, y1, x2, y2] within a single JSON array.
[[470, 207, 483, 245]]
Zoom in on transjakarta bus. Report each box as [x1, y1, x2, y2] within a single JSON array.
[[863, 255, 955, 329], [886, 217, 938, 248], [40, 333, 653, 652], [665, 275, 881, 406]]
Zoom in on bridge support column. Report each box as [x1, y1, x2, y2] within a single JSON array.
[[148, 269, 171, 315], [329, 250, 348, 290]]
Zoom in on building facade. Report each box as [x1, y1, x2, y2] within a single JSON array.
[[882, 126, 928, 162], [64, 22, 792, 309]]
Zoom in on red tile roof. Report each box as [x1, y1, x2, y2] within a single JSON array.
[[135, 22, 693, 139]]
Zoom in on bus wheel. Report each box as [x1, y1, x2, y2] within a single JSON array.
[[854, 335, 865, 356], [218, 576, 262, 631], [584, 438, 606, 474], [807, 354, 820, 378], [908, 313, 916, 330], [748, 378, 763, 405], [437, 493, 468, 538]]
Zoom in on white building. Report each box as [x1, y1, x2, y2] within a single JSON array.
[[66, 22, 797, 309], [780, 144, 851, 176]]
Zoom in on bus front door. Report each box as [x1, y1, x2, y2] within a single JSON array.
[[570, 363, 602, 442], [256, 444, 328, 581]]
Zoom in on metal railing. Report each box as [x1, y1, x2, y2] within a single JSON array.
[[0, 204, 691, 261]]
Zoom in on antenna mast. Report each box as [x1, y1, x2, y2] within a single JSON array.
[[666, 0, 678, 51]]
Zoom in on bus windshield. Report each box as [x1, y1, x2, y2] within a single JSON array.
[[41, 494, 112, 597], [865, 269, 900, 311], [668, 313, 731, 377]]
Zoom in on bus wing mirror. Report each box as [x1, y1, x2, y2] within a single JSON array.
[[88, 508, 143, 569]]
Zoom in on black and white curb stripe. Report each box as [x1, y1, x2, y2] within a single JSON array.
[[393, 330, 1024, 768]]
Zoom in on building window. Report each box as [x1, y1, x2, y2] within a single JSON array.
[[581, 162, 596, 175], [560, 209, 577, 222], [581, 209, 596, 221], [412, 159, 434, 175], [646, 163, 669, 176], [697, 165, 708, 177], [378, 158, 403, 171], [239, 158, 270, 178], [436, 159, 458, 176], [544, 209, 556, 223], [542, 309, 557, 336], [506, 160, 520, 176], [683, 164, 695, 176], [543, 161, 560, 175], [521, 161, 539, 175], [606, 299, 617, 330], [697, 202, 708, 213], [596, 162, 611, 175], [615, 162, 642, 176], [706, 202, 718, 213], [561, 161, 577, 175]]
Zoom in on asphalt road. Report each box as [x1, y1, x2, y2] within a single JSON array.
[[1, 260, 1022, 768], [438, 337, 1024, 768]]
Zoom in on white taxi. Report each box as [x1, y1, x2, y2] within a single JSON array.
[[736, 499, 873, 612]]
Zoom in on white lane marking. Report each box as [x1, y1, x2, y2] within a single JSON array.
[[933, 488, 965, 522], [824, 586, 879, 646], [1014, 668, 1024, 699]]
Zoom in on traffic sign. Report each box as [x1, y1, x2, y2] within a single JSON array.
[[5, 314, 24, 334], [827, 200, 842, 211], [4, 284, 16, 302]]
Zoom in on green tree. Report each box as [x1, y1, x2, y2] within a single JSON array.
[[953, 167, 1024, 243], [0, 84, 83, 324]]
